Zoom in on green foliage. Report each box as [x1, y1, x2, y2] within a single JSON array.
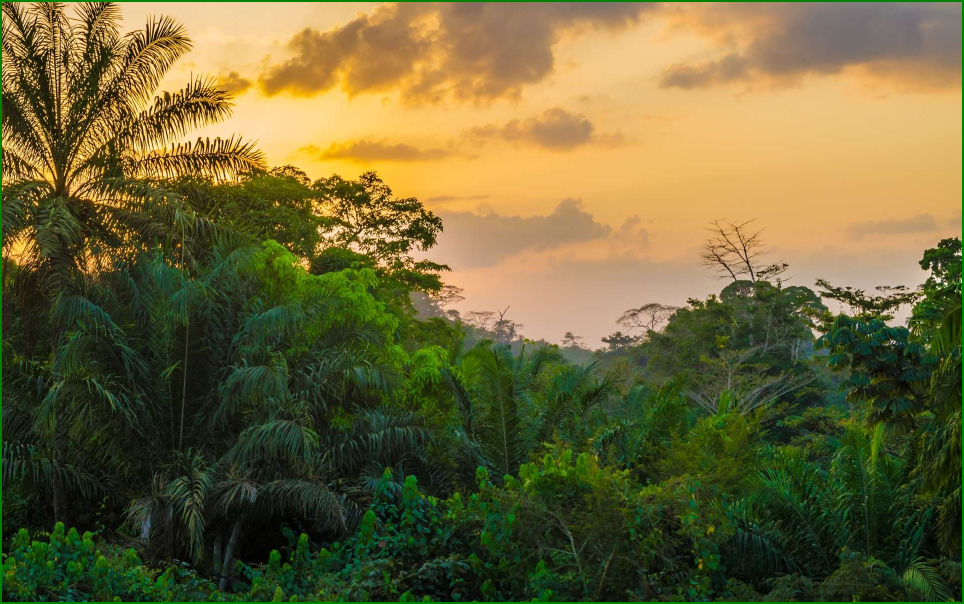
[[170, 169, 323, 261], [1, 523, 221, 602], [312, 172, 449, 293], [657, 412, 763, 495], [819, 315, 936, 428], [2, 5, 959, 601], [919, 237, 962, 289]]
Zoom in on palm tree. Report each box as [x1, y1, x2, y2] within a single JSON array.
[[444, 342, 613, 480], [99, 239, 437, 577], [2, 1, 264, 519], [532, 361, 614, 447], [2, 1, 263, 305], [909, 272, 962, 555], [470, 344, 528, 478], [593, 380, 689, 473], [727, 428, 951, 600]]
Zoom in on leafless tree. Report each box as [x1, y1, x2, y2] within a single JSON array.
[[699, 219, 788, 284], [617, 303, 678, 335], [493, 306, 523, 344]]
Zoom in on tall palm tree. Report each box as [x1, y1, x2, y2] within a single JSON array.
[[2, 1, 264, 519], [2, 2, 263, 302]]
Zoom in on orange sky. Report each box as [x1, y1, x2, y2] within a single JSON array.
[[124, 3, 962, 345]]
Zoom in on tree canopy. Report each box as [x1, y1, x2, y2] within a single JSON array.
[[2, 4, 960, 603]]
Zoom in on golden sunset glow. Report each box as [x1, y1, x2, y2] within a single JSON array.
[[111, 3, 963, 344]]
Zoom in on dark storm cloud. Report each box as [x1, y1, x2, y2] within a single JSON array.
[[848, 214, 939, 239], [467, 108, 624, 151], [259, 2, 658, 103], [434, 198, 612, 267], [659, 3, 962, 91]]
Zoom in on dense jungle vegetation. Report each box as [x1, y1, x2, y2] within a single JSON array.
[[2, 4, 962, 602]]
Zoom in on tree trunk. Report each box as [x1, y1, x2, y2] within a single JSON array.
[[178, 225, 191, 452], [51, 455, 62, 521], [178, 318, 189, 451], [50, 324, 64, 523], [213, 534, 223, 576], [219, 517, 243, 591], [51, 408, 68, 525]]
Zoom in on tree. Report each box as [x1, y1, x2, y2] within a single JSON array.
[[2, 2, 264, 294], [699, 220, 787, 284], [17, 238, 435, 569], [464, 310, 496, 332], [492, 307, 522, 345], [684, 347, 816, 416], [2, 2, 263, 519], [643, 280, 824, 382], [617, 303, 678, 336], [918, 237, 962, 289], [312, 171, 449, 292], [601, 331, 638, 351], [732, 427, 951, 600], [427, 284, 465, 321], [814, 280, 919, 322], [169, 168, 322, 261], [593, 380, 689, 473], [561, 332, 584, 348], [908, 239, 961, 554], [442, 342, 586, 480]]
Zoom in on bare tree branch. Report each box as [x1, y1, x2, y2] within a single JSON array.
[[699, 219, 787, 284]]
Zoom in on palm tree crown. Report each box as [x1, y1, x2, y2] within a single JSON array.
[[2, 2, 264, 297]]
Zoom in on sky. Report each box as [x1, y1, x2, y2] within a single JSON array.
[[123, 2, 962, 346]]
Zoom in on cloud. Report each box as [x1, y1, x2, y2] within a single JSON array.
[[659, 53, 751, 90], [429, 199, 655, 269], [659, 3, 962, 92], [426, 194, 491, 203], [301, 107, 621, 165], [848, 214, 939, 239], [218, 71, 253, 95], [299, 140, 459, 163], [259, 3, 658, 103], [611, 215, 650, 255], [467, 107, 624, 151], [434, 198, 612, 267]]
